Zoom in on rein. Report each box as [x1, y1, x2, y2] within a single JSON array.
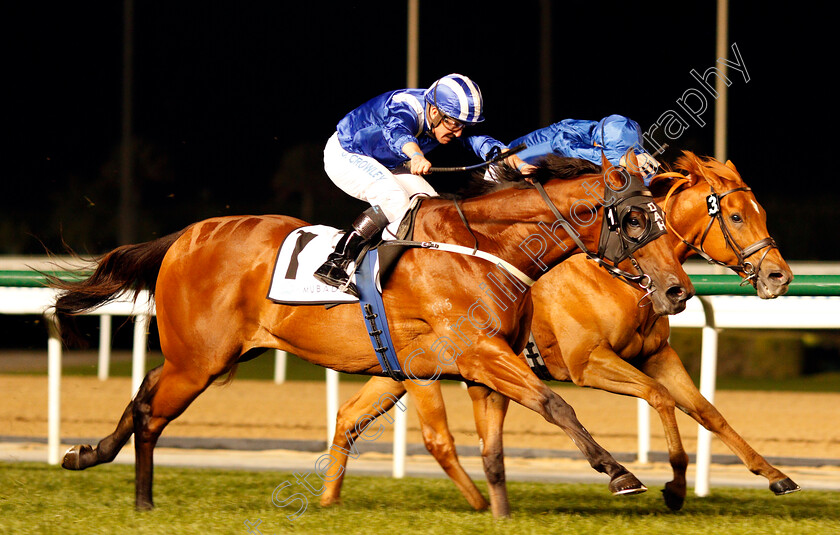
[[661, 174, 778, 285], [454, 198, 479, 254]]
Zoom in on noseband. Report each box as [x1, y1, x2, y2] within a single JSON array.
[[663, 177, 778, 285]]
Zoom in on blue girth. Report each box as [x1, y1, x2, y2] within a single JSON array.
[[355, 249, 406, 381]]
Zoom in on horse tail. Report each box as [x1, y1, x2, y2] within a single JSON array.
[[49, 229, 187, 347]]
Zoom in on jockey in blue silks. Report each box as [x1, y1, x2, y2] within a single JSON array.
[[316, 73, 531, 296], [509, 114, 660, 185]]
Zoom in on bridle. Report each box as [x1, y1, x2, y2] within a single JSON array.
[[662, 175, 778, 286], [530, 171, 666, 292]]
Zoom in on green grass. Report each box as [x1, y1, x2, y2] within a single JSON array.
[[1, 461, 838, 534]]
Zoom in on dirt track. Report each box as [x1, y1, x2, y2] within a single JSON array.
[[3, 374, 839, 462]]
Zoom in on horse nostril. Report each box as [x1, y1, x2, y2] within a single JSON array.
[[666, 285, 686, 303], [769, 271, 788, 283]]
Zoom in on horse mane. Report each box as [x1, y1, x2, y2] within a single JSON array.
[[672, 151, 743, 187], [455, 154, 603, 199]]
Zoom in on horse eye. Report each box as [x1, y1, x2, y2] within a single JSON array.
[[622, 210, 647, 239], [730, 213, 743, 223]]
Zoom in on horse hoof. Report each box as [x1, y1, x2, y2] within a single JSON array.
[[135, 501, 154, 511], [319, 495, 342, 507], [610, 472, 647, 496], [770, 478, 801, 495], [661, 486, 685, 511], [472, 499, 491, 512], [61, 445, 93, 470]]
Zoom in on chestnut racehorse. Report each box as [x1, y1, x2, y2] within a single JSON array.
[[321, 152, 799, 517], [51, 153, 693, 510]]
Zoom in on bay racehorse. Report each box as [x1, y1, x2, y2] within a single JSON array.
[[320, 152, 799, 517], [51, 153, 693, 510]]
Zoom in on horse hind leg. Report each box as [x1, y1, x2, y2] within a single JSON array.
[[133, 363, 216, 510], [62, 366, 164, 471]]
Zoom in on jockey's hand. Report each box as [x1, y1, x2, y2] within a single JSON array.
[[506, 154, 537, 175], [409, 153, 432, 175]]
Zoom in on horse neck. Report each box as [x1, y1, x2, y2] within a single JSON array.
[[422, 177, 604, 281]]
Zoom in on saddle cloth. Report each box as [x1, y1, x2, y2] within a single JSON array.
[[266, 224, 405, 380], [267, 225, 381, 305]]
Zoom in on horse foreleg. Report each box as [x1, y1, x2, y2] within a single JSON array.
[[569, 345, 689, 510], [406, 381, 489, 512], [460, 347, 645, 496], [62, 366, 163, 471], [466, 384, 510, 518], [643, 346, 800, 495], [133, 363, 214, 510], [320, 376, 407, 507]]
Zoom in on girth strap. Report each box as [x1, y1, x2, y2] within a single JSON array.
[[381, 239, 537, 287], [355, 249, 406, 381]]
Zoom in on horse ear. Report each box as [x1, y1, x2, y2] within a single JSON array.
[[725, 159, 738, 173], [600, 151, 624, 190], [600, 150, 611, 170], [685, 151, 723, 189]]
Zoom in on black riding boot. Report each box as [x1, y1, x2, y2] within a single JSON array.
[[313, 206, 389, 297]]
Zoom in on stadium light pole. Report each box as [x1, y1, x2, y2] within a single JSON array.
[[119, 0, 136, 245], [407, 0, 419, 88], [714, 0, 729, 162], [538, 0, 552, 126]]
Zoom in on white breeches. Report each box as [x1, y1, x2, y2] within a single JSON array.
[[324, 132, 438, 236]]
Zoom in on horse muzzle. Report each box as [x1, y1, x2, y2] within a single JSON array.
[[754, 262, 793, 299], [648, 275, 695, 316]]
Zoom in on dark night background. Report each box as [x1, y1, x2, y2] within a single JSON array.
[[4, 2, 838, 260]]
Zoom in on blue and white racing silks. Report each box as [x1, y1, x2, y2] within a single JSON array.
[[335, 89, 505, 170], [509, 114, 646, 167]]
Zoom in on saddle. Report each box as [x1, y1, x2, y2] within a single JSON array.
[[266, 198, 423, 306], [266, 200, 425, 380]]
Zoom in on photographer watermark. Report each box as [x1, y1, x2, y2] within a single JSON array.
[[643, 42, 748, 153]]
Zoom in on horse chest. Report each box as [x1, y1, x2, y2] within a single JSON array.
[[616, 333, 647, 360]]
